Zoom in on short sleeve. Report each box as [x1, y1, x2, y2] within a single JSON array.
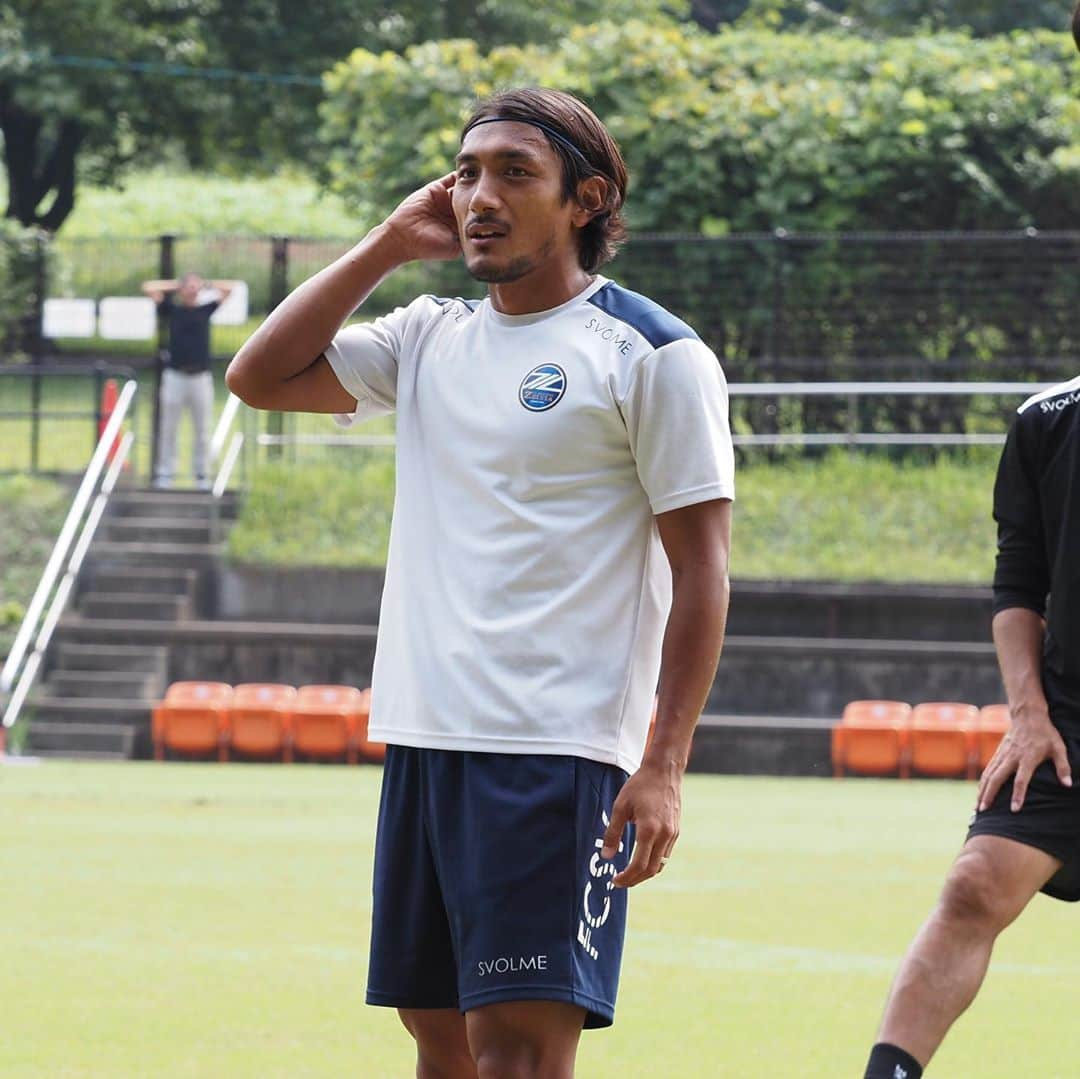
[[992, 413, 1049, 617], [620, 339, 736, 514], [324, 303, 416, 427]]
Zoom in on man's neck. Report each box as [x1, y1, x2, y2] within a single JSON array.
[[487, 266, 594, 316]]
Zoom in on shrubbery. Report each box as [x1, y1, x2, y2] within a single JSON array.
[[0, 221, 51, 361], [320, 25, 1080, 234]]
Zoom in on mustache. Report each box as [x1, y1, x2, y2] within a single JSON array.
[[464, 215, 511, 232]]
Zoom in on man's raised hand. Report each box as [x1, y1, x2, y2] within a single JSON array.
[[382, 173, 460, 263]]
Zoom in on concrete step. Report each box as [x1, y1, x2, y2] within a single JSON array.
[[26, 697, 152, 725], [24, 697, 152, 757], [23, 721, 136, 760], [690, 714, 834, 777], [706, 635, 1002, 718], [84, 566, 197, 597], [727, 580, 993, 642], [102, 517, 216, 546], [85, 542, 223, 568], [54, 642, 169, 675], [109, 490, 239, 520], [47, 670, 161, 700], [78, 592, 191, 621]]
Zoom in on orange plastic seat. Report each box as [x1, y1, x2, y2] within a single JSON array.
[[909, 702, 978, 779], [832, 700, 912, 778], [153, 683, 234, 761], [291, 685, 365, 764], [227, 683, 296, 761], [976, 704, 1011, 772], [353, 688, 386, 763], [163, 681, 233, 705]]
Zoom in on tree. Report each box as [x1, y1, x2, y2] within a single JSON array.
[[1, 0, 688, 234], [1, 1, 217, 232], [737, 0, 1068, 35]]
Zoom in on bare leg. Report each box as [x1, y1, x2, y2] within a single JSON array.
[[875, 835, 1061, 1068], [466, 1001, 586, 1079], [399, 1008, 477, 1079]]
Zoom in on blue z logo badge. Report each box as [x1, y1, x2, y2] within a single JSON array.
[[519, 364, 567, 412]]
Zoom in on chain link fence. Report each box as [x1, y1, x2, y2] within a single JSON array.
[[4, 229, 1078, 475]]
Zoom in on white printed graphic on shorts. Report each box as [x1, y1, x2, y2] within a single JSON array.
[[577, 810, 626, 961]]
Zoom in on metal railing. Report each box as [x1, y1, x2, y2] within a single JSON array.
[[1, 379, 139, 735], [238, 381, 1052, 455]]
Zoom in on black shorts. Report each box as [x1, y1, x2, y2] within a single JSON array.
[[966, 702, 1080, 902]]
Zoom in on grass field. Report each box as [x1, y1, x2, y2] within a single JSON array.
[[2, 762, 1078, 1078]]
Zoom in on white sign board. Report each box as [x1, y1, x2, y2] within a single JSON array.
[[208, 281, 249, 326], [98, 297, 157, 340], [42, 298, 96, 338]]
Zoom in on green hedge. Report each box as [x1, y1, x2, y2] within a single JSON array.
[[320, 25, 1080, 234]]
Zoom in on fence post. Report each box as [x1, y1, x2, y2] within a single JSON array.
[[266, 236, 291, 460], [24, 234, 48, 473], [150, 234, 176, 483]]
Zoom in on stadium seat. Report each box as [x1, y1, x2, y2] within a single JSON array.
[[832, 700, 912, 778], [227, 683, 297, 761], [353, 688, 385, 763], [290, 685, 366, 764], [976, 704, 1011, 772], [163, 681, 233, 704], [153, 682, 234, 761], [909, 702, 979, 779]]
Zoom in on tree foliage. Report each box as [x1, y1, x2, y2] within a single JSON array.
[[738, 0, 1068, 36], [319, 22, 1080, 395], [320, 23, 1080, 234], [1, 0, 685, 233]]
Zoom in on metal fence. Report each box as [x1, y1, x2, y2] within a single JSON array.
[[6, 228, 1078, 473], [44, 227, 1080, 375]]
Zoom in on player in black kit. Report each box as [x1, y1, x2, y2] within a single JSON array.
[[861, 366, 1080, 1079], [862, 30, 1080, 1078]]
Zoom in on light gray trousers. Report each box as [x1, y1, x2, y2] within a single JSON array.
[[155, 369, 214, 486]]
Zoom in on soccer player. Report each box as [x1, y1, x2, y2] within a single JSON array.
[[863, 20, 1080, 1056], [227, 88, 733, 1077]]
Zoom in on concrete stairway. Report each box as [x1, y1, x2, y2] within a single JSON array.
[[23, 489, 238, 759]]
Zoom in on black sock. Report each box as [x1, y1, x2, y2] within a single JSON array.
[[864, 1042, 923, 1079]]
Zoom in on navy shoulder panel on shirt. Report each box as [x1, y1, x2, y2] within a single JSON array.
[[426, 295, 482, 313], [587, 282, 700, 349]]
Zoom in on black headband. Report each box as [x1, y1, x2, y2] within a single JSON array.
[[461, 115, 594, 170]]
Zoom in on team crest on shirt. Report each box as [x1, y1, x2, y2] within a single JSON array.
[[519, 364, 567, 412]]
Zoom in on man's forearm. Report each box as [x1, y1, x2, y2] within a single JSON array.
[[644, 566, 730, 772], [991, 607, 1048, 721], [228, 224, 405, 394]]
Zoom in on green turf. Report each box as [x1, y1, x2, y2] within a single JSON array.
[[1, 763, 1077, 1077]]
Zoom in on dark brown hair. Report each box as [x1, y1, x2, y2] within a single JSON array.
[[462, 88, 629, 273]]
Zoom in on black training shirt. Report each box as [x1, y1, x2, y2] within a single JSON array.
[[161, 295, 220, 371], [993, 375, 1080, 696]]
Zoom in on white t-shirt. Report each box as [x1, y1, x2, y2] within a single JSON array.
[[325, 275, 734, 773]]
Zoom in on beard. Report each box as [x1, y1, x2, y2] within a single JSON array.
[[464, 235, 557, 285], [464, 253, 537, 284]]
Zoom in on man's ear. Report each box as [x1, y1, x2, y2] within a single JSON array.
[[573, 176, 610, 227]]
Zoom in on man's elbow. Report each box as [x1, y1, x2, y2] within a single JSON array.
[[225, 353, 270, 409]]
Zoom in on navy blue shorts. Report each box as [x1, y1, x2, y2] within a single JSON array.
[[366, 746, 634, 1028]]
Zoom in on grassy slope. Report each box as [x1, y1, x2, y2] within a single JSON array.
[[57, 169, 365, 239], [1, 762, 1077, 1078], [0, 476, 71, 658], [228, 451, 1000, 583]]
